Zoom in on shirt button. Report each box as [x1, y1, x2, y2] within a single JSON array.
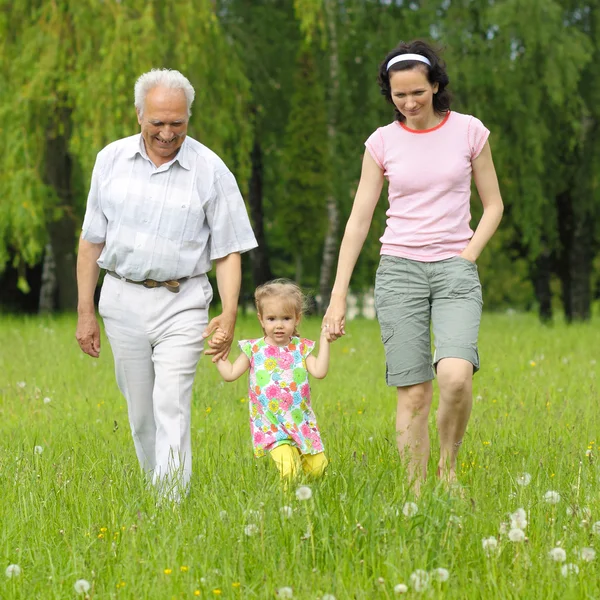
[[181, 204, 187, 209]]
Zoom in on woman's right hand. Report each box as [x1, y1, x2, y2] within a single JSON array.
[[322, 294, 347, 342]]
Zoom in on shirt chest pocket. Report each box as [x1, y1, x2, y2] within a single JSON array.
[[156, 181, 205, 242]]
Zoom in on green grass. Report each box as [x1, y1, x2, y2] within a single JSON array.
[[1, 312, 599, 599]]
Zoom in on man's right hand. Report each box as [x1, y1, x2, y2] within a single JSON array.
[[76, 313, 101, 358]]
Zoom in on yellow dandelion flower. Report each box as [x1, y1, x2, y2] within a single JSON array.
[[194, 591, 201, 597], [232, 582, 241, 588], [205, 407, 212, 414], [240, 397, 247, 403], [357, 410, 363, 415], [164, 568, 172, 575], [97, 533, 104, 539], [100, 527, 108, 532], [180, 566, 189, 572], [213, 590, 222, 596], [529, 360, 536, 367]]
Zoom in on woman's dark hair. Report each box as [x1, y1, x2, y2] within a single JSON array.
[[378, 40, 451, 123]]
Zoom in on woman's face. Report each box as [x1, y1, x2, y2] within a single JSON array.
[[389, 67, 439, 126]]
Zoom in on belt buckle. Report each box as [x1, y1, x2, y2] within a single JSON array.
[[142, 279, 159, 289]]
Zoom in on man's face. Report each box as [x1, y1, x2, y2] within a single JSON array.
[[137, 86, 188, 166]]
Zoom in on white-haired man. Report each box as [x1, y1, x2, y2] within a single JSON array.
[[76, 69, 257, 496]]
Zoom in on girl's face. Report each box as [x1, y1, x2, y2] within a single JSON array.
[[257, 297, 300, 346], [389, 67, 439, 127]]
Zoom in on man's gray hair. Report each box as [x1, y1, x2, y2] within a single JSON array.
[[134, 69, 195, 117]]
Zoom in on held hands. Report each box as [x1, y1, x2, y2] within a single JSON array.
[[203, 311, 236, 362], [76, 313, 101, 358], [322, 294, 346, 342]]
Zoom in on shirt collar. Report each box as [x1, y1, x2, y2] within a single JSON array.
[[125, 134, 191, 171]]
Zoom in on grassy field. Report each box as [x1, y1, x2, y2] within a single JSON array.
[[1, 312, 599, 599]]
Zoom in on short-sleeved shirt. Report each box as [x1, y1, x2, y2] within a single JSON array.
[[81, 134, 257, 282], [365, 111, 490, 262], [239, 337, 325, 458]]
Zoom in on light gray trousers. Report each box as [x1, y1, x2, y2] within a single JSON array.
[[99, 273, 212, 494]]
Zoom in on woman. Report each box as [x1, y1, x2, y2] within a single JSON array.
[[323, 40, 503, 492]]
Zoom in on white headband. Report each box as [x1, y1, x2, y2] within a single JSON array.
[[387, 54, 431, 71]]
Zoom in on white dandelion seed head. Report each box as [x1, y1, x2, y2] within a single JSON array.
[[544, 490, 561, 504], [499, 521, 508, 535], [431, 567, 449, 582], [16, 381, 26, 388], [409, 569, 429, 592], [244, 524, 259, 537], [510, 508, 528, 530], [561, 563, 579, 577], [508, 528, 525, 542], [280, 506, 293, 519], [276, 586, 293, 598], [321, 595, 337, 600], [246, 509, 261, 522], [586, 449, 593, 457], [582, 507, 592, 519], [74, 579, 91, 594], [43, 397, 52, 404], [34, 445, 43, 455], [482, 537, 499, 555], [548, 547, 567, 562], [592, 521, 600, 535], [578, 547, 596, 562], [566, 506, 574, 517], [394, 583, 408, 594], [219, 510, 228, 520], [5, 564, 21, 578], [295, 486, 312, 501], [516, 472, 532, 486], [402, 502, 419, 517]]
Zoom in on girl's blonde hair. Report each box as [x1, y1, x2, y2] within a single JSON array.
[[254, 279, 308, 337]]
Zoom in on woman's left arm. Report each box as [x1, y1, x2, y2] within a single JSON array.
[[461, 141, 504, 262]]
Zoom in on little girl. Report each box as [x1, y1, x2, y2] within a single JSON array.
[[214, 279, 330, 480]]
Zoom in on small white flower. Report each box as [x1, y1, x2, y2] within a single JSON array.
[[402, 502, 419, 517], [508, 528, 525, 542], [244, 524, 259, 536], [586, 449, 593, 457], [43, 397, 52, 404], [277, 586, 293, 598], [34, 445, 43, 455], [548, 547, 567, 562], [431, 567, 449, 582], [578, 547, 596, 562], [219, 510, 228, 520], [74, 579, 91, 594], [561, 563, 579, 577], [510, 508, 528, 530], [409, 569, 429, 592], [516, 472, 532, 486], [394, 583, 408, 594], [482, 537, 499, 555], [544, 490, 561, 504], [295, 486, 312, 501], [592, 521, 600, 535], [280, 506, 293, 519], [5, 564, 21, 578], [16, 381, 26, 388]]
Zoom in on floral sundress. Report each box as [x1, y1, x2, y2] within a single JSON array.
[[239, 337, 325, 458]]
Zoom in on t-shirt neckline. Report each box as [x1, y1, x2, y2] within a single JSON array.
[[398, 111, 451, 134]]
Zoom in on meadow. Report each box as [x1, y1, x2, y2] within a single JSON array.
[[0, 312, 599, 599]]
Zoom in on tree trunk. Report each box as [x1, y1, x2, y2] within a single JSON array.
[[43, 105, 78, 311], [317, 0, 340, 314], [556, 190, 592, 322], [531, 248, 553, 323], [247, 136, 274, 287], [38, 243, 57, 313]]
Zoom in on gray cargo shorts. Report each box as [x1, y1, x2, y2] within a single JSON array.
[[374, 254, 483, 387]]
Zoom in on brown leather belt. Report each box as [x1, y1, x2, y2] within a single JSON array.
[[107, 270, 182, 293]]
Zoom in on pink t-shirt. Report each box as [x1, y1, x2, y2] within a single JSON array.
[[365, 111, 489, 261]]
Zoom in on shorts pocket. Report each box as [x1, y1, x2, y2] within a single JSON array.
[[447, 258, 481, 298], [380, 325, 394, 344]]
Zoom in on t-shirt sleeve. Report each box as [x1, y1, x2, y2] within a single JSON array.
[[468, 116, 490, 161], [300, 339, 316, 358], [238, 340, 253, 359], [364, 128, 385, 170]]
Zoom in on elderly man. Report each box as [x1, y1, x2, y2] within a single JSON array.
[[76, 69, 257, 496]]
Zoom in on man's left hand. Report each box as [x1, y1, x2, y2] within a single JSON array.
[[203, 312, 236, 362]]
